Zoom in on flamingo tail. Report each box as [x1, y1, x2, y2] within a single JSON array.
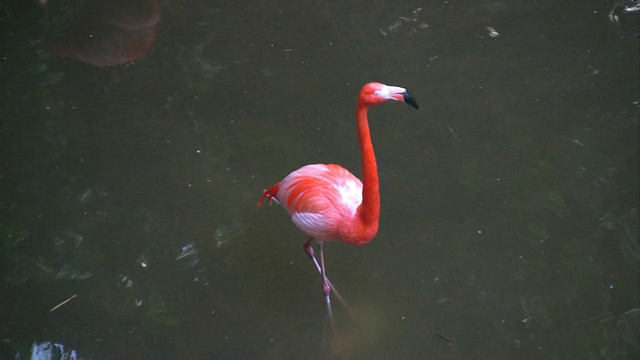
[[256, 182, 281, 210]]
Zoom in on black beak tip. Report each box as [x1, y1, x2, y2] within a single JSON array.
[[403, 91, 419, 109]]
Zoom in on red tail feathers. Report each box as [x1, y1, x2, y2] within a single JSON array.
[[256, 183, 281, 210]]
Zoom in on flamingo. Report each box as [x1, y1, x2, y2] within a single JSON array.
[[257, 82, 418, 312]]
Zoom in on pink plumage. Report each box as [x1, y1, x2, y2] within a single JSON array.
[[259, 164, 366, 243]]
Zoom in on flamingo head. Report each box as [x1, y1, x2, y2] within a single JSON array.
[[358, 82, 419, 109]]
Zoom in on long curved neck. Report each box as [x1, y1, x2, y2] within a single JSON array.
[[356, 104, 380, 227]]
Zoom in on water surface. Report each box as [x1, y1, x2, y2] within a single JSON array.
[[1, 0, 638, 358]]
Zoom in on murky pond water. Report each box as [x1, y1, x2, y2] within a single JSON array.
[[1, 0, 638, 358]]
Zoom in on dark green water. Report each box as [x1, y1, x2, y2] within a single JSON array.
[[1, 0, 638, 358]]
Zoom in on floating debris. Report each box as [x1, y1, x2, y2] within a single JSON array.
[[435, 333, 452, 345], [177, 243, 200, 267], [380, 7, 428, 36], [137, 254, 149, 268], [31, 341, 79, 360], [49, 294, 77, 312], [120, 274, 134, 288], [609, 0, 640, 22], [486, 26, 499, 38], [54, 265, 92, 280]]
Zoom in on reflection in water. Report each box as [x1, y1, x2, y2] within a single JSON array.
[[45, 0, 160, 67], [325, 306, 386, 356]]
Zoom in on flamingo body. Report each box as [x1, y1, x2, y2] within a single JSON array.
[[258, 163, 375, 245]]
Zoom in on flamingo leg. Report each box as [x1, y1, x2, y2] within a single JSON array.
[[318, 241, 333, 319], [303, 238, 348, 312], [318, 241, 331, 297]]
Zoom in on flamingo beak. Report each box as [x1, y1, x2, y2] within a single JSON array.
[[402, 91, 419, 109], [385, 85, 419, 109]]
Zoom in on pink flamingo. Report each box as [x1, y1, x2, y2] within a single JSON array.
[[257, 82, 418, 311]]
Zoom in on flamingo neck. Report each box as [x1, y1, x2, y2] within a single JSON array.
[[356, 105, 380, 230]]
